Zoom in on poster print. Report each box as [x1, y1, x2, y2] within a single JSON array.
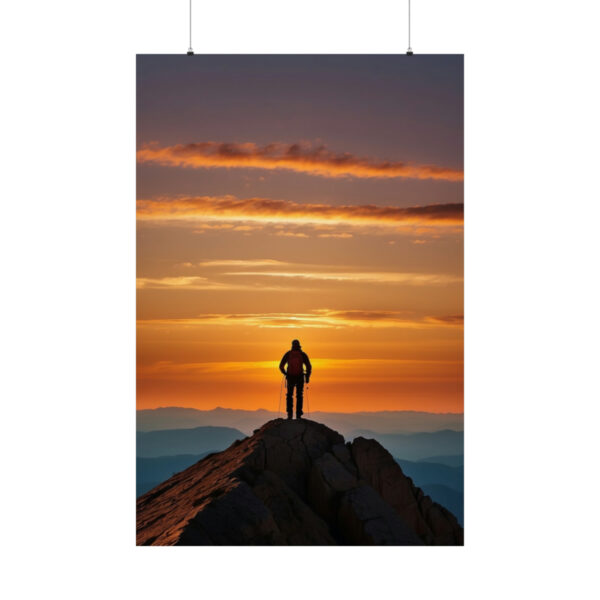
[[136, 55, 463, 545]]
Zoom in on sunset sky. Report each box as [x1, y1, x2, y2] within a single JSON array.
[[136, 55, 463, 413]]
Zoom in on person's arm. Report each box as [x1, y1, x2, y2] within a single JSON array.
[[279, 352, 289, 375], [303, 353, 312, 381]]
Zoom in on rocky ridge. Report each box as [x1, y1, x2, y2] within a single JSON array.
[[136, 418, 463, 545]]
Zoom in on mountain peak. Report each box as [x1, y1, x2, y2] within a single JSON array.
[[137, 418, 462, 545]]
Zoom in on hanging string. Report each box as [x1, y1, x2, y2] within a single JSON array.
[[407, 0, 413, 55], [187, 0, 194, 55]]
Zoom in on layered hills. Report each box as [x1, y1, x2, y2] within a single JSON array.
[[137, 406, 463, 436], [136, 426, 245, 458], [137, 418, 463, 545]]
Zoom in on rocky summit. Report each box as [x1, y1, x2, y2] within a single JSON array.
[[136, 419, 463, 545]]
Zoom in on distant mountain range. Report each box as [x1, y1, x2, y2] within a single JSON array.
[[137, 426, 245, 458], [137, 406, 463, 437], [137, 453, 212, 497], [395, 458, 464, 491], [347, 429, 463, 461], [419, 454, 464, 468]]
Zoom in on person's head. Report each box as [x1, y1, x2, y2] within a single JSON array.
[[291, 339, 301, 350]]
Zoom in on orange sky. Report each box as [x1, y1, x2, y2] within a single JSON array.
[[136, 55, 463, 414]]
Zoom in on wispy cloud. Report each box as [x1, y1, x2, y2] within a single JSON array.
[[138, 261, 461, 290], [137, 196, 463, 233], [191, 223, 260, 233], [424, 315, 464, 325], [137, 310, 464, 330], [223, 271, 461, 285], [137, 276, 212, 289], [137, 141, 463, 182], [318, 232, 353, 239], [136, 276, 297, 292], [274, 231, 309, 238], [195, 259, 288, 268]]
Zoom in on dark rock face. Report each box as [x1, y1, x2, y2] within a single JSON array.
[[338, 485, 422, 545], [136, 419, 463, 545], [351, 436, 463, 545]]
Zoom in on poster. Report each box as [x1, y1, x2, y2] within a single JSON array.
[[136, 55, 463, 545]]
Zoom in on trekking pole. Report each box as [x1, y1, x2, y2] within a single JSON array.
[[306, 382, 310, 418], [278, 374, 285, 418]]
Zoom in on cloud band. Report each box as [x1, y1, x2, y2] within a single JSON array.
[[137, 196, 463, 229], [137, 141, 463, 182]]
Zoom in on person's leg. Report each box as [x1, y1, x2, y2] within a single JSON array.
[[296, 377, 304, 418], [285, 377, 294, 418]]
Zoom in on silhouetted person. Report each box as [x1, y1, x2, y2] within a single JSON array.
[[279, 339, 312, 420]]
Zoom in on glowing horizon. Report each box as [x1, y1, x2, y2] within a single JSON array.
[[137, 404, 464, 416]]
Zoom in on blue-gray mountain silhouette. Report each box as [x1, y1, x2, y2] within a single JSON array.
[[137, 453, 213, 497], [347, 429, 463, 461], [136, 426, 245, 458], [137, 407, 463, 437]]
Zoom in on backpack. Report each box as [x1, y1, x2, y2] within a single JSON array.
[[287, 350, 304, 376]]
